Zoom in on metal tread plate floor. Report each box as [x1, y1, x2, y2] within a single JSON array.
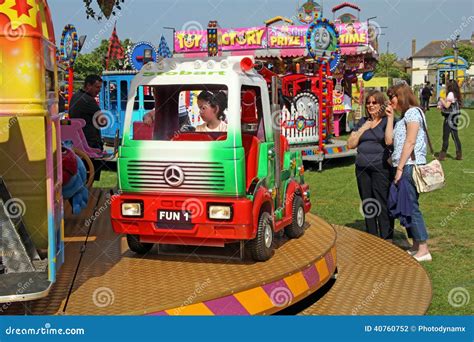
[[301, 225, 432, 315], [1, 189, 432, 315], [1, 189, 337, 315]]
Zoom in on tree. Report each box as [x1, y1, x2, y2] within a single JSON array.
[[374, 53, 410, 83], [73, 38, 133, 82], [443, 43, 474, 65]]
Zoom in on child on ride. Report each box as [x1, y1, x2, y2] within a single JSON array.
[[196, 90, 228, 132]]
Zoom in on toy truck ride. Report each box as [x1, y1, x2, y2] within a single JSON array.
[[110, 56, 311, 261]]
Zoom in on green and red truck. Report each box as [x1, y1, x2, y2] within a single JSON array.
[[110, 56, 311, 261]]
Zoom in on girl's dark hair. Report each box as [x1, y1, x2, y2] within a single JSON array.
[[364, 90, 386, 118], [446, 79, 462, 106], [387, 83, 419, 117], [197, 90, 227, 121]]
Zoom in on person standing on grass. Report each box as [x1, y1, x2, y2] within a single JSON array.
[[421, 83, 432, 112], [347, 90, 394, 241], [437, 79, 463, 161], [385, 83, 431, 262]]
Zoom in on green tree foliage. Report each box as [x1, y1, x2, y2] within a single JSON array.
[[73, 38, 132, 82], [443, 43, 474, 65], [83, 0, 125, 20], [374, 52, 410, 83]]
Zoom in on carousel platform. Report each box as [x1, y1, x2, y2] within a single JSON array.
[[1, 189, 431, 315]]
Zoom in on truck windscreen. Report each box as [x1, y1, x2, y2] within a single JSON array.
[[130, 84, 228, 142]]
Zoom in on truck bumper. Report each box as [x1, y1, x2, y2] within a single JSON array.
[[110, 193, 255, 247]]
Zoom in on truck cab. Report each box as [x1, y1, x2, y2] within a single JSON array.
[[110, 56, 311, 261]]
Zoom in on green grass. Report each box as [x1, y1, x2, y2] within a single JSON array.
[[94, 109, 474, 315], [305, 108, 474, 315], [94, 170, 118, 189]]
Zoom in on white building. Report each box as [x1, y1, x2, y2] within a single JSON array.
[[410, 34, 474, 87]]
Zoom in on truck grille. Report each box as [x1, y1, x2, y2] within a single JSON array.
[[126, 161, 225, 193]]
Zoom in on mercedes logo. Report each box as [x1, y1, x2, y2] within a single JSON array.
[[164, 165, 185, 187]]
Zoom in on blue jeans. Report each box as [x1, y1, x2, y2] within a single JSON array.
[[402, 165, 428, 242]]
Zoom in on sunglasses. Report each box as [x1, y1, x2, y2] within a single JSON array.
[[366, 101, 379, 105], [388, 94, 397, 100]]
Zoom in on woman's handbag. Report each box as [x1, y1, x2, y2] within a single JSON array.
[[441, 100, 460, 116], [411, 108, 445, 193]]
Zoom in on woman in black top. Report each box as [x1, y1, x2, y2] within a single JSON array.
[[347, 90, 394, 240]]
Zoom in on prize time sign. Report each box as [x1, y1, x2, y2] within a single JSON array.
[[174, 22, 370, 53]]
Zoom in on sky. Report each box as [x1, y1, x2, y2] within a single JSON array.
[[49, 0, 474, 59]]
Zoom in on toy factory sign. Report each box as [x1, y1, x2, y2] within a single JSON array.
[[174, 22, 368, 53]]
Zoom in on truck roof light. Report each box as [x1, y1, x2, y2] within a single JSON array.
[[240, 57, 254, 72], [220, 60, 229, 69], [207, 60, 215, 69]]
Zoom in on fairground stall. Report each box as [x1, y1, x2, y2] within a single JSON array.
[[173, 1, 379, 169], [426, 55, 469, 105]]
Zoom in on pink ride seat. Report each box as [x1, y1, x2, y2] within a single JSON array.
[[60, 119, 103, 158]]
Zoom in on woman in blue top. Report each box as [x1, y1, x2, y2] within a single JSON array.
[[348, 90, 394, 240], [385, 83, 431, 262]]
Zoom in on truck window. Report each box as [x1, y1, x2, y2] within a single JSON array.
[[143, 86, 155, 110], [241, 85, 265, 142], [129, 84, 228, 141]]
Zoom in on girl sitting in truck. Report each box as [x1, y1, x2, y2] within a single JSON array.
[[196, 90, 228, 132]]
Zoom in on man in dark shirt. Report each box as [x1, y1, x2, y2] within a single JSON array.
[[421, 83, 432, 112], [69, 75, 104, 150]]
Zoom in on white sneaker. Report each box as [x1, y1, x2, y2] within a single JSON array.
[[407, 250, 417, 256], [414, 253, 432, 262]]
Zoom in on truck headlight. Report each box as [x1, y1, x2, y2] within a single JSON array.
[[208, 205, 232, 220], [121, 202, 143, 217]]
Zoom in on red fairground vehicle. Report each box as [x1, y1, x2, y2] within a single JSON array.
[[110, 56, 311, 261]]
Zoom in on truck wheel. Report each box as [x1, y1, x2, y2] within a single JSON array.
[[285, 195, 305, 238], [248, 211, 274, 261], [126, 234, 153, 254]]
